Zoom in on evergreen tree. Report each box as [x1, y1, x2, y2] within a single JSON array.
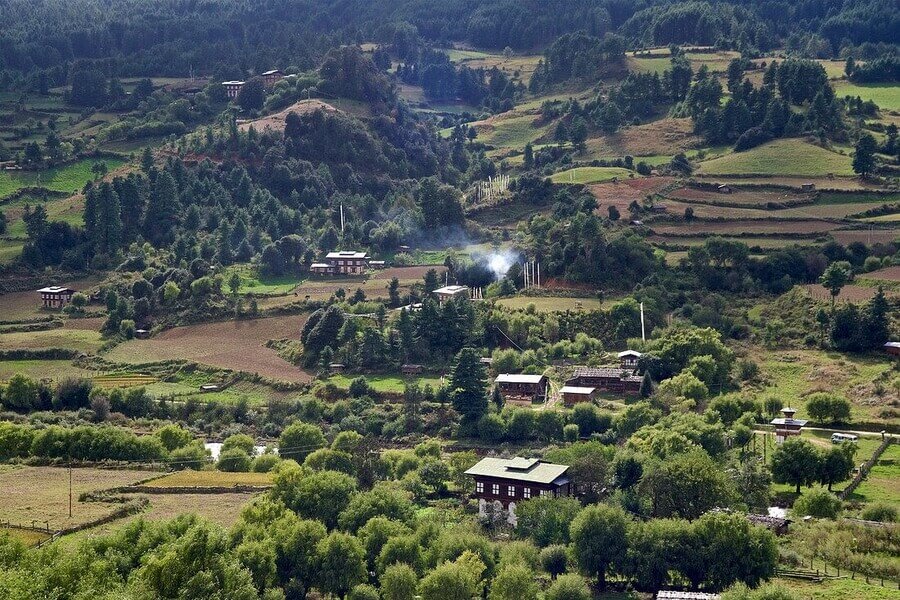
[[450, 347, 488, 424], [94, 181, 123, 254], [864, 286, 890, 347], [140, 146, 154, 173], [852, 133, 877, 176], [143, 170, 180, 246]]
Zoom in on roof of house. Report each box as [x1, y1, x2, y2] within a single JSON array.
[[560, 386, 596, 395], [262, 69, 283, 76], [572, 367, 642, 382], [433, 285, 469, 295], [465, 457, 569, 485], [496, 373, 546, 385], [38, 286, 74, 294], [310, 263, 331, 269], [617, 350, 643, 358], [771, 417, 808, 427], [326, 251, 369, 260], [885, 342, 900, 349], [656, 592, 720, 600], [222, 80, 245, 85]]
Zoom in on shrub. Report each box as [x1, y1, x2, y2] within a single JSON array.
[[545, 574, 591, 600], [348, 584, 380, 600], [222, 433, 256, 455], [805, 393, 851, 424], [563, 423, 579, 442], [478, 413, 505, 442], [539, 544, 568, 579], [119, 319, 136, 339], [792, 488, 842, 519], [251, 453, 281, 473], [861, 502, 897, 522], [349, 377, 372, 398], [218, 448, 252, 472]]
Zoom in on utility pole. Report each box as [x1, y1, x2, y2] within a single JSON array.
[[340, 203, 345, 233], [68, 459, 72, 519], [640, 302, 646, 342]]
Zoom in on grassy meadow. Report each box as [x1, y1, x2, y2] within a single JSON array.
[[0, 158, 124, 198], [550, 166, 637, 184], [696, 139, 854, 176]]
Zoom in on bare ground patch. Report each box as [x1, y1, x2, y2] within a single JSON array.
[[238, 99, 339, 132]]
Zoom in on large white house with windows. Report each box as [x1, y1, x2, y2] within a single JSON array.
[[465, 457, 571, 525]]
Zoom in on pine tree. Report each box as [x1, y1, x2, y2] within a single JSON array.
[[95, 181, 123, 254], [113, 175, 145, 241], [143, 170, 180, 246], [140, 147, 154, 173], [450, 347, 488, 424], [864, 286, 890, 348], [639, 372, 653, 398]]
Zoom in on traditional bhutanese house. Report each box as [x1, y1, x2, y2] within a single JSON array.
[[617, 349, 642, 370], [560, 385, 598, 406], [883, 341, 900, 357], [433, 285, 469, 305], [310, 251, 371, 275], [656, 592, 720, 600], [261, 69, 284, 86], [771, 407, 807, 443], [38, 286, 75, 309], [328, 363, 346, 373], [465, 457, 571, 526], [567, 367, 642, 395], [223, 81, 245, 99], [496, 373, 548, 404], [401, 364, 424, 375]]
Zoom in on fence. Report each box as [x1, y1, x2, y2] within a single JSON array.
[[840, 436, 895, 500]]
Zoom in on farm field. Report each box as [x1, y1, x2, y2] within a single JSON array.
[[285, 265, 446, 301], [475, 112, 550, 150], [647, 235, 810, 249], [833, 81, 900, 112], [145, 470, 273, 488], [663, 199, 889, 220], [582, 118, 701, 158], [699, 176, 885, 191], [651, 219, 838, 236], [831, 229, 900, 246], [495, 296, 609, 312], [666, 184, 815, 207], [0, 328, 104, 353], [803, 283, 899, 303], [0, 466, 150, 531], [0, 158, 124, 198], [442, 48, 543, 85], [696, 139, 853, 176], [590, 177, 676, 209], [859, 266, 900, 283], [325, 373, 445, 393], [850, 442, 899, 504], [0, 276, 105, 321], [756, 350, 897, 426], [550, 166, 636, 185], [238, 99, 340, 132], [1, 193, 85, 238], [105, 314, 313, 383], [1, 527, 50, 547], [0, 359, 93, 382]]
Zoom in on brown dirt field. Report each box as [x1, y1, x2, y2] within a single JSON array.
[[104, 314, 312, 382], [861, 266, 900, 282], [651, 219, 838, 236], [0, 466, 151, 531], [667, 185, 815, 206], [589, 177, 675, 209], [63, 316, 105, 330], [380, 265, 448, 280], [693, 176, 887, 192], [238, 99, 339, 132], [585, 118, 700, 157], [662, 201, 770, 219], [831, 229, 900, 245], [661, 200, 888, 220], [803, 284, 900, 303]]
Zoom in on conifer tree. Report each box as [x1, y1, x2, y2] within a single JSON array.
[[143, 170, 180, 246]]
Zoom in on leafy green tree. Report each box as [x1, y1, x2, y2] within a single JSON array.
[[638, 451, 736, 519], [544, 574, 591, 600], [489, 565, 538, 600], [693, 511, 777, 590], [380, 563, 418, 600], [1, 374, 38, 411], [349, 584, 380, 600], [237, 77, 266, 111], [570, 504, 629, 587], [818, 444, 856, 491], [819, 262, 850, 307], [515, 496, 582, 547], [278, 422, 325, 462], [417, 553, 483, 600], [338, 483, 416, 532], [316, 532, 367, 599], [539, 544, 568, 579], [217, 448, 252, 472], [450, 347, 488, 424], [771, 438, 821, 494], [805, 392, 851, 424], [273, 467, 356, 528]]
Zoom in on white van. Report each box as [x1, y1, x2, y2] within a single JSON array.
[[831, 433, 858, 444]]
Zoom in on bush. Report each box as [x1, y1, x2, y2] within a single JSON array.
[[348, 584, 380, 600], [119, 319, 136, 339], [251, 453, 281, 473], [478, 413, 505, 442], [545, 574, 591, 600], [539, 544, 568, 579], [860, 502, 897, 522], [349, 377, 372, 398], [563, 423, 579, 442], [792, 488, 842, 519], [217, 448, 252, 472]]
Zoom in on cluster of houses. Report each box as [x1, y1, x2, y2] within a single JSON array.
[[494, 350, 644, 406], [223, 69, 286, 99]]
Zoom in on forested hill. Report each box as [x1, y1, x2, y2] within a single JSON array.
[[2, 0, 897, 83]]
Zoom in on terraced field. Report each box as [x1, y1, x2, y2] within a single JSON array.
[[92, 373, 158, 389], [0, 158, 124, 198], [550, 166, 636, 185], [651, 219, 838, 236]]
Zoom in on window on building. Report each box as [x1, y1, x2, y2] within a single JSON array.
[[539, 489, 548, 497], [491, 484, 500, 495], [523, 488, 531, 499], [476, 481, 484, 493], [507, 485, 516, 497]]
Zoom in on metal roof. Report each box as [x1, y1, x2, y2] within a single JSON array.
[[771, 418, 808, 426], [465, 457, 569, 484], [496, 373, 546, 384], [433, 285, 469, 295], [560, 386, 596, 395], [309, 263, 331, 268], [37, 286, 74, 293], [885, 342, 900, 348], [262, 69, 283, 75], [222, 80, 245, 85], [617, 350, 643, 358], [657, 593, 720, 600], [572, 367, 642, 382], [326, 251, 369, 259]]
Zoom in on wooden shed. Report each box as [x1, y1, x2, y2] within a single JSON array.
[[560, 386, 598, 406]]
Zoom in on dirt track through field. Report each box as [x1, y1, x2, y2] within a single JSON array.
[[105, 314, 312, 382]]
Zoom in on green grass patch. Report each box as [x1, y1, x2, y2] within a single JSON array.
[[834, 81, 900, 112], [478, 114, 550, 150], [816, 191, 900, 205], [0, 359, 93, 382], [697, 139, 853, 176], [549, 166, 636, 184], [325, 373, 444, 393], [225, 264, 304, 296], [0, 158, 124, 198], [0, 328, 104, 353], [0, 239, 24, 264], [851, 442, 899, 505], [772, 575, 899, 600]]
